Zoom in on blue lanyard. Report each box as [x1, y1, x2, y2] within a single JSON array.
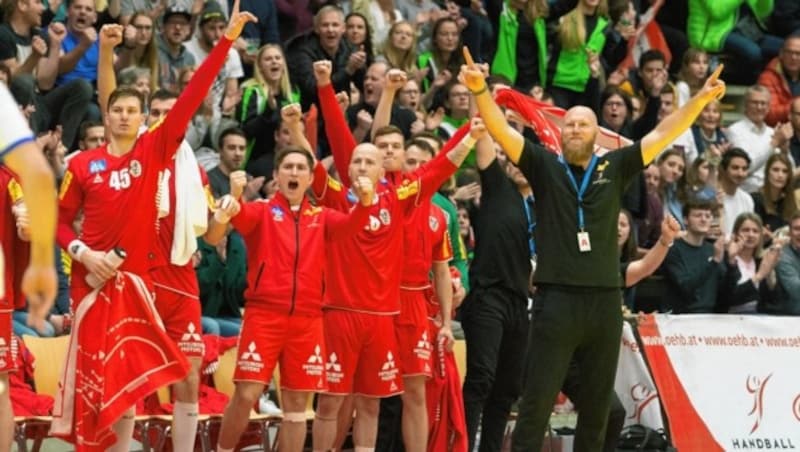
[[558, 154, 598, 231], [522, 194, 535, 256]]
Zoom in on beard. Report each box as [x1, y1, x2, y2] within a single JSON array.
[[562, 139, 594, 165]]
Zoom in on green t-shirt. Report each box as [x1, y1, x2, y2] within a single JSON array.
[[433, 192, 470, 291]]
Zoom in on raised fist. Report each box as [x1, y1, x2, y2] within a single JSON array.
[[281, 103, 303, 126], [229, 170, 247, 199], [100, 24, 124, 49], [468, 116, 488, 140], [352, 175, 375, 206], [385, 69, 408, 92], [313, 60, 333, 86]]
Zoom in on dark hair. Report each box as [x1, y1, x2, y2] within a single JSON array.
[[274, 146, 314, 169], [148, 89, 178, 106], [405, 138, 435, 157], [218, 127, 247, 150], [411, 130, 444, 151], [720, 147, 751, 170], [373, 125, 404, 142], [107, 87, 145, 112], [486, 74, 512, 89], [619, 208, 638, 263], [682, 198, 716, 218], [639, 49, 666, 68], [78, 120, 104, 141], [345, 12, 374, 59], [601, 85, 633, 112]]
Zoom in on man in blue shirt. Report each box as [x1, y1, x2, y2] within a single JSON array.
[[57, 0, 99, 86]]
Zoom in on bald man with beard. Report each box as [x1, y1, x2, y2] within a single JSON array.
[[460, 52, 726, 452]]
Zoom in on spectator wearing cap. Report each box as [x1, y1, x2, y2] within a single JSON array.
[[157, 5, 195, 92], [1, 0, 93, 148], [57, 0, 100, 86], [119, 0, 194, 26], [185, 0, 243, 118]]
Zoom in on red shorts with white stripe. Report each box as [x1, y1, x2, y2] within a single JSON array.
[[323, 309, 404, 397], [396, 288, 433, 378], [153, 285, 204, 359], [234, 308, 327, 392], [0, 308, 13, 373]]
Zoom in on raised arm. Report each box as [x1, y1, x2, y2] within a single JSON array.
[[371, 69, 407, 141], [460, 47, 525, 164], [157, 0, 257, 147], [625, 215, 680, 287], [640, 64, 726, 165], [97, 24, 122, 114], [314, 60, 357, 186]]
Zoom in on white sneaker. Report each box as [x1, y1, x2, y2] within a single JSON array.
[[258, 394, 282, 416]]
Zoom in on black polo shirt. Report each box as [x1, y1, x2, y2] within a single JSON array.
[[469, 159, 533, 298], [517, 140, 644, 288]]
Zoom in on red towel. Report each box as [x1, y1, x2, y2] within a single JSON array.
[[51, 272, 189, 451], [494, 88, 633, 153], [426, 337, 468, 452]]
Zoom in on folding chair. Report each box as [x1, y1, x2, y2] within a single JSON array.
[[14, 335, 70, 452]]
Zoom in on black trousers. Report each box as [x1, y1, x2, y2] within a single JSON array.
[[512, 286, 623, 452], [375, 395, 405, 452], [562, 360, 626, 452], [461, 286, 529, 452]]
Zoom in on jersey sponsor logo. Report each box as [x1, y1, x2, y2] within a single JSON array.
[[414, 330, 433, 361], [429, 215, 439, 232], [7, 179, 22, 203], [302, 344, 325, 377], [593, 160, 611, 185], [58, 170, 73, 200], [303, 206, 322, 216], [379, 351, 399, 382], [179, 322, 204, 355], [396, 180, 420, 201], [271, 206, 284, 222], [326, 352, 344, 383], [129, 160, 142, 178], [88, 158, 107, 174], [238, 341, 264, 373], [379, 208, 391, 225]]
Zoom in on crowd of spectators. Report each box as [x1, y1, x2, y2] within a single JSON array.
[[2, 0, 800, 437]]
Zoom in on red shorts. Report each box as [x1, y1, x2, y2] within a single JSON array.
[[396, 289, 433, 378], [153, 285, 204, 359], [234, 309, 327, 392], [0, 309, 12, 373], [323, 310, 404, 397]]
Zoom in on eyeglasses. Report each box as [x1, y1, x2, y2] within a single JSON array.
[[782, 49, 800, 58], [401, 89, 420, 95]]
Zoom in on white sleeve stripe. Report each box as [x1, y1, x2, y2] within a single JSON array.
[[0, 136, 35, 162]]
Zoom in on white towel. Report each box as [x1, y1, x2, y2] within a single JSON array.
[[170, 141, 209, 265]]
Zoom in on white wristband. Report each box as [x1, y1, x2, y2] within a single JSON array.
[[461, 135, 477, 149], [67, 239, 89, 263]]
